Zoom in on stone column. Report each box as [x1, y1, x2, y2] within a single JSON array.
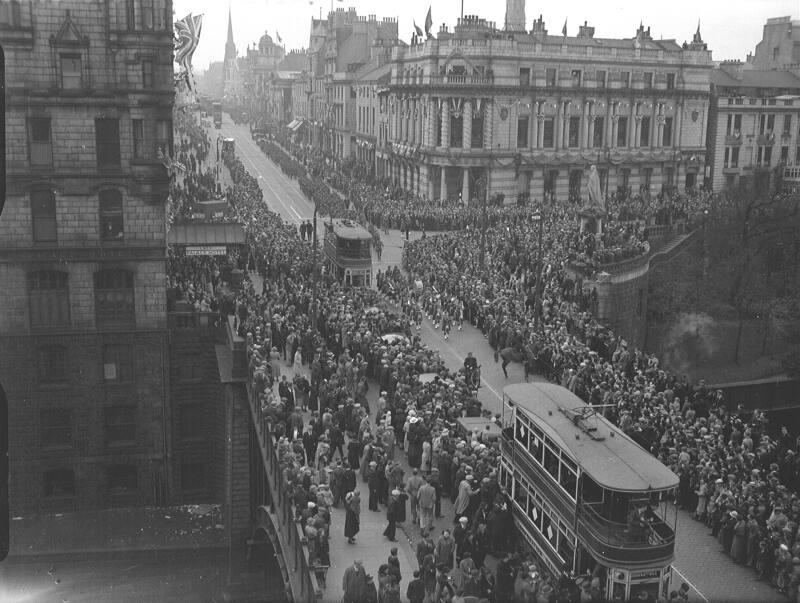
[[441, 99, 450, 148], [628, 103, 636, 148], [531, 102, 539, 148], [581, 102, 589, 149], [611, 114, 618, 148], [461, 167, 470, 203], [675, 102, 683, 147], [537, 114, 545, 148], [417, 99, 424, 143], [428, 98, 437, 146], [462, 99, 473, 150], [606, 103, 614, 147], [555, 101, 563, 149], [440, 166, 447, 200], [427, 167, 435, 199], [483, 100, 493, 149]]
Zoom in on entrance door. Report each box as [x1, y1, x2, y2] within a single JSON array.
[[685, 172, 696, 190], [569, 170, 582, 201]]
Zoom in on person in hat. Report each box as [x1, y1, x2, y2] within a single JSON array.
[[344, 490, 361, 544], [342, 559, 367, 603], [383, 488, 401, 542], [454, 475, 475, 522]]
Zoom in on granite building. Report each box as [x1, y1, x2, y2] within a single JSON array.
[[0, 0, 173, 513]]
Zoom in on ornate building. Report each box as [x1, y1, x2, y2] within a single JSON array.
[[0, 0, 173, 513], [381, 15, 713, 203]]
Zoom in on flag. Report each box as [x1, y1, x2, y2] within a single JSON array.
[[562, 18, 567, 37], [424, 6, 432, 36], [276, 31, 282, 43], [414, 21, 423, 37], [174, 13, 203, 92]]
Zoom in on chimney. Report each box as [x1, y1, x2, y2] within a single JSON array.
[[577, 21, 595, 38], [531, 14, 547, 36]]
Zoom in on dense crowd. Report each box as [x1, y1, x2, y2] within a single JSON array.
[[168, 109, 800, 601], [400, 191, 800, 600]]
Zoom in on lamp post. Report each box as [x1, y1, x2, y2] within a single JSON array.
[[216, 134, 223, 191], [312, 201, 319, 330], [532, 211, 544, 333]]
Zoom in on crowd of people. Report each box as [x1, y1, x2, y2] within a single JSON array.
[[167, 107, 800, 601]]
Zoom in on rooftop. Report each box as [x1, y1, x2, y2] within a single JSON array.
[[504, 382, 679, 492]]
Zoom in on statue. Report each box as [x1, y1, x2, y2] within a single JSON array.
[[579, 165, 606, 235], [582, 165, 605, 216]]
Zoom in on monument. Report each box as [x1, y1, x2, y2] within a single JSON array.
[[579, 165, 606, 234]]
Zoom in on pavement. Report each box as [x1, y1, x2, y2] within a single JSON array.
[[225, 116, 787, 603]]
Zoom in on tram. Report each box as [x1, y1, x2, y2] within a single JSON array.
[[323, 219, 373, 287], [498, 383, 679, 601]]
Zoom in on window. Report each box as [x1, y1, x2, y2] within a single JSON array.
[[29, 271, 69, 328], [132, 119, 145, 159], [140, 0, 154, 30], [595, 70, 606, 88], [620, 168, 630, 189], [105, 406, 136, 444], [666, 73, 675, 90], [155, 119, 173, 156], [542, 118, 555, 148], [142, 60, 153, 88], [515, 417, 529, 448], [102, 343, 133, 382], [99, 190, 124, 240], [783, 115, 792, 136], [31, 189, 57, 242], [617, 116, 628, 147], [95, 270, 135, 326], [60, 54, 82, 89], [95, 119, 121, 168], [543, 446, 560, 481], [773, 47, 780, 60], [663, 117, 673, 146], [0, 1, 21, 26], [560, 457, 578, 498], [514, 480, 528, 512], [640, 116, 651, 146], [545, 68, 557, 87], [29, 118, 53, 166], [592, 117, 604, 147], [41, 409, 71, 447], [727, 146, 740, 167], [519, 67, 530, 86], [181, 463, 207, 492], [759, 114, 767, 135], [471, 114, 484, 148], [571, 69, 582, 87], [37, 345, 67, 383], [568, 116, 580, 147], [125, 0, 135, 30], [764, 146, 773, 165], [517, 116, 529, 148], [664, 167, 674, 187], [643, 167, 653, 190], [107, 465, 137, 492], [180, 405, 204, 440], [620, 71, 630, 87], [643, 72, 653, 88], [44, 469, 75, 497], [528, 429, 543, 462], [767, 114, 775, 132]]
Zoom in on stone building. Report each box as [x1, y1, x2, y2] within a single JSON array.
[[707, 63, 800, 192], [379, 15, 713, 203], [0, 0, 173, 514], [748, 16, 800, 72]]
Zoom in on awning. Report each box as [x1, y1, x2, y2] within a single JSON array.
[[286, 119, 300, 130], [167, 223, 246, 246]]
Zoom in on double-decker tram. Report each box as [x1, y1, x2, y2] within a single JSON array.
[[498, 383, 679, 601], [323, 219, 373, 287]]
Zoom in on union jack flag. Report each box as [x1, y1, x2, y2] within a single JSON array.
[[174, 13, 203, 91]]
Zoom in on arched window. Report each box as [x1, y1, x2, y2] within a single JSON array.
[[94, 270, 134, 326], [99, 189, 124, 240], [28, 270, 69, 328]]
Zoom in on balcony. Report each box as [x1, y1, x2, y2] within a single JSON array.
[[577, 502, 675, 566], [724, 132, 742, 145], [167, 311, 222, 330], [757, 132, 776, 146]]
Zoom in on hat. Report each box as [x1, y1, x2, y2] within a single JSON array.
[[307, 502, 316, 509], [369, 461, 377, 468], [466, 475, 474, 481], [459, 517, 468, 524], [392, 489, 401, 496]]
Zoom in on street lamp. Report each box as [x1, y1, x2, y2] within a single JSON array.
[[532, 211, 544, 333]]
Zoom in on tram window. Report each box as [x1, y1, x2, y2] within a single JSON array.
[[515, 418, 529, 447], [558, 529, 574, 567], [531, 498, 543, 529], [542, 511, 555, 546], [544, 446, 560, 481], [559, 464, 577, 499], [562, 455, 577, 473], [529, 431, 543, 462], [514, 481, 529, 512]]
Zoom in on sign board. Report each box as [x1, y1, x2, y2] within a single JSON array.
[[186, 245, 227, 256], [630, 569, 661, 580]]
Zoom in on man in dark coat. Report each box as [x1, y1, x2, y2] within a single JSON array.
[[367, 461, 381, 511], [342, 559, 367, 603], [406, 570, 425, 603], [342, 461, 357, 497], [383, 489, 401, 541], [428, 468, 443, 518]]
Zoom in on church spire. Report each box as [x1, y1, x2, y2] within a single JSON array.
[[224, 5, 236, 63]]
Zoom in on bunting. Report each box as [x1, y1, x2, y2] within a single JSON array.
[[158, 147, 186, 175]]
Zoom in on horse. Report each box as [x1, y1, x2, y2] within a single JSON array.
[[498, 347, 525, 378]]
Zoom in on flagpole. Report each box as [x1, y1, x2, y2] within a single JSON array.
[[461, 0, 464, 19]]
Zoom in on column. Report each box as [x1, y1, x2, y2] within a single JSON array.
[[483, 100, 493, 149], [611, 114, 618, 148], [581, 102, 589, 149], [531, 103, 539, 148], [628, 103, 636, 148], [606, 102, 614, 147], [440, 166, 447, 200], [657, 118, 664, 148], [674, 101, 684, 147], [428, 98, 437, 146], [427, 168, 435, 199], [537, 114, 545, 148], [461, 167, 470, 203], [555, 101, 563, 149], [462, 99, 473, 150], [440, 99, 450, 148], [417, 98, 424, 143]]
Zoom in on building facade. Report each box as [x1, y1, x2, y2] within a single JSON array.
[[381, 16, 713, 204], [0, 0, 173, 514], [707, 63, 800, 192], [748, 16, 800, 72]]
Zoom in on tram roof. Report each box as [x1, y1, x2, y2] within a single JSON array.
[[504, 383, 679, 493], [167, 222, 246, 246], [327, 218, 372, 240]]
